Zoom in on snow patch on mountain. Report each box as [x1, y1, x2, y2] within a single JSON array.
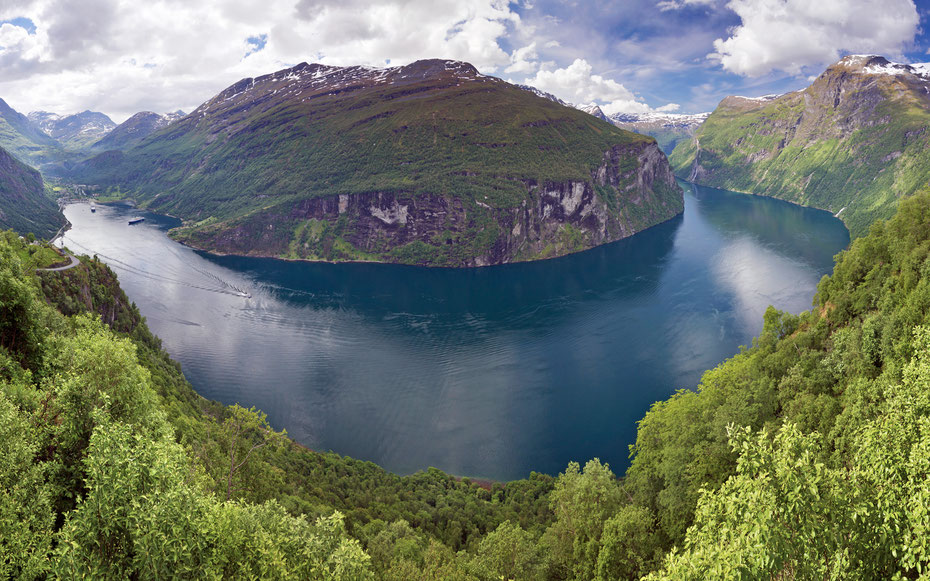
[[610, 111, 710, 128]]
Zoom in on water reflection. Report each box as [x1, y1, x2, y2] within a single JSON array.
[[58, 181, 848, 480]]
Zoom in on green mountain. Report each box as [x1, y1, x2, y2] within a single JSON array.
[[90, 110, 185, 151], [0, 145, 64, 239], [670, 55, 930, 237], [0, 98, 66, 169], [73, 59, 682, 266]]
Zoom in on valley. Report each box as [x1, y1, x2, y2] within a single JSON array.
[[56, 184, 847, 480], [670, 55, 930, 237], [1, 21, 930, 575]]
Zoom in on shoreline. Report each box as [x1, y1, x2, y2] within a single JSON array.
[[165, 210, 686, 270], [674, 175, 852, 233]]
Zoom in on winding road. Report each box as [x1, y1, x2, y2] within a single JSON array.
[[37, 253, 80, 272]]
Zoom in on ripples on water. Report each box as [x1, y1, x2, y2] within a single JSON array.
[[58, 182, 849, 480]]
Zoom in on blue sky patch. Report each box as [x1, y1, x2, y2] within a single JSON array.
[[1, 17, 37, 34], [245, 34, 268, 57]]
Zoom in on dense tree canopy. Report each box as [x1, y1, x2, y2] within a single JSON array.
[[3, 187, 930, 578]]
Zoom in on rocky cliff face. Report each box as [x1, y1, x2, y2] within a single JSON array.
[[670, 55, 930, 237], [174, 139, 681, 267]]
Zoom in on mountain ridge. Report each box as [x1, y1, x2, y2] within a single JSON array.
[[669, 54, 930, 236], [91, 110, 186, 151], [27, 110, 116, 150], [74, 58, 683, 266]]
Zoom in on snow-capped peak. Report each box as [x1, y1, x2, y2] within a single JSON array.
[[610, 111, 710, 127], [731, 93, 783, 103], [836, 54, 930, 80]]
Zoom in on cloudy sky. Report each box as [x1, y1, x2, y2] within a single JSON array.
[[0, 0, 926, 122]]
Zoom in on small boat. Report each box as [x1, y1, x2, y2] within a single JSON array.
[[90, 204, 96, 213], [128, 217, 145, 225]]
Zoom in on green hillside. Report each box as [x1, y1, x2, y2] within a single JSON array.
[[670, 55, 930, 238], [73, 59, 682, 266], [4, 187, 930, 577], [0, 98, 67, 169], [0, 145, 65, 239]]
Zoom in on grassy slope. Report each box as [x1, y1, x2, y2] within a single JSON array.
[[85, 69, 649, 215], [0, 146, 65, 239], [670, 71, 930, 238], [73, 62, 679, 265], [0, 99, 70, 169]]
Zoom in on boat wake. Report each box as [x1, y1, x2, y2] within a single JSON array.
[[60, 236, 253, 299]]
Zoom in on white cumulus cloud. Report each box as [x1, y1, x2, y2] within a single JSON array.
[[656, 0, 717, 11], [506, 42, 538, 74], [0, 0, 524, 122], [525, 59, 637, 104], [711, 0, 920, 76], [522, 58, 679, 115]]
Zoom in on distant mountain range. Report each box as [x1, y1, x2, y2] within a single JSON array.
[[28, 110, 116, 150], [0, 100, 186, 174], [73, 59, 683, 266], [670, 54, 930, 237], [7, 53, 930, 247], [514, 85, 710, 153], [610, 111, 709, 153], [0, 98, 65, 169], [91, 110, 186, 151]]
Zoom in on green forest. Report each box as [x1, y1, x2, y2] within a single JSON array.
[[4, 187, 930, 578]]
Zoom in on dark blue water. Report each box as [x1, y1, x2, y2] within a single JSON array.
[[59, 181, 849, 481]]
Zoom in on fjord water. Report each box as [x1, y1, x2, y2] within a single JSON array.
[[59, 181, 848, 481]]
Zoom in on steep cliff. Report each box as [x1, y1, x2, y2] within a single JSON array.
[[670, 55, 930, 237], [0, 145, 64, 238], [75, 59, 682, 266], [173, 138, 680, 266]]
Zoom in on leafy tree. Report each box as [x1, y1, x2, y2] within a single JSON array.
[[0, 245, 45, 368], [544, 459, 623, 580], [0, 388, 54, 579], [595, 505, 661, 581], [647, 326, 930, 579], [199, 403, 287, 501], [468, 520, 543, 581], [56, 420, 374, 579]]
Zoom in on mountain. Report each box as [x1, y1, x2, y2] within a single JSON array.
[[513, 85, 709, 153], [515, 83, 570, 106], [91, 110, 186, 151], [0, 98, 64, 168], [28, 110, 116, 150], [0, 144, 65, 238], [669, 55, 930, 237], [577, 103, 611, 123], [74, 59, 682, 267], [611, 111, 709, 154]]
